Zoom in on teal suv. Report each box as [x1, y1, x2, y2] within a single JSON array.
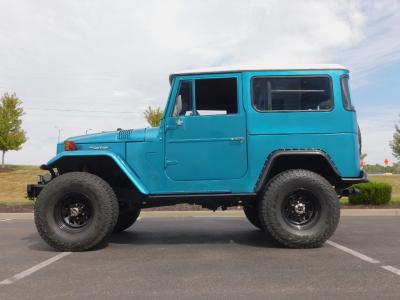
[[28, 64, 367, 251]]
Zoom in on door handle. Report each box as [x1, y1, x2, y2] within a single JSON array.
[[230, 137, 244, 143], [176, 118, 183, 126]]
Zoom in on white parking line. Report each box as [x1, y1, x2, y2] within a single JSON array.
[[0, 252, 72, 285], [327, 240, 400, 278], [0, 219, 12, 222], [381, 265, 400, 276], [326, 240, 380, 264]]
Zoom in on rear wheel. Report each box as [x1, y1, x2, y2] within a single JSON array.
[[34, 172, 119, 251], [113, 205, 141, 233], [243, 204, 263, 230], [259, 169, 340, 248]]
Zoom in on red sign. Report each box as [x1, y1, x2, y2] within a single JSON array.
[[384, 158, 389, 166]]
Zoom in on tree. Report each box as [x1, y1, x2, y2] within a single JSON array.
[[0, 93, 27, 168], [144, 106, 163, 127], [390, 119, 400, 159]]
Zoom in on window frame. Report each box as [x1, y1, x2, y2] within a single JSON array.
[[250, 75, 334, 113], [168, 75, 241, 118], [340, 75, 355, 112]]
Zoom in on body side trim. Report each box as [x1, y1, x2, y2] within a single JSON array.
[[148, 192, 256, 199]]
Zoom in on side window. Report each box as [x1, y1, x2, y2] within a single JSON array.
[[172, 81, 193, 117], [195, 78, 238, 115], [252, 77, 333, 111], [341, 76, 354, 111]]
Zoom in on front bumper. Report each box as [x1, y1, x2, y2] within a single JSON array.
[[26, 165, 56, 200], [27, 184, 45, 200]]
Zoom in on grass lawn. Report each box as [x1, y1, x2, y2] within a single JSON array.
[[1, 166, 400, 207], [367, 175, 400, 200], [0, 165, 44, 206]]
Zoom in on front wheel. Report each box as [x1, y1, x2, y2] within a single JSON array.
[[34, 172, 119, 251], [259, 169, 340, 248], [243, 204, 263, 230]]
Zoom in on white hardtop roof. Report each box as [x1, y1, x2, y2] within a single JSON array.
[[170, 64, 347, 80]]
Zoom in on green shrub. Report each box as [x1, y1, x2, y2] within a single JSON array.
[[348, 182, 392, 205]]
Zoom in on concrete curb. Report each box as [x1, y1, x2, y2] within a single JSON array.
[[1, 209, 400, 220], [0, 213, 34, 220], [340, 209, 400, 216]]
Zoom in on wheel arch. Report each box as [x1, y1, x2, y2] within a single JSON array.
[[254, 149, 342, 193], [46, 151, 149, 195]]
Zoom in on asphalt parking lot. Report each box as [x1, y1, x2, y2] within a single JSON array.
[[1, 211, 400, 300]]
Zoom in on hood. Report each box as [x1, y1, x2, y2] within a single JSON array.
[[68, 127, 159, 144]]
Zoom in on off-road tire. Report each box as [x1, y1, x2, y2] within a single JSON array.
[[113, 206, 141, 233], [243, 204, 263, 230], [34, 172, 119, 251], [259, 169, 340, 248]]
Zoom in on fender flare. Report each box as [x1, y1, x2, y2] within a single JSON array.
[[254, 149, 341, 193], [46, 150, 149, 195]]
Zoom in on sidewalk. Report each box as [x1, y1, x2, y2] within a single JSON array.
[[1, 209, 400, 220]]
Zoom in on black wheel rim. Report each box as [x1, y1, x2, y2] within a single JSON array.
[[282, 189, 320, 229], [54, 193, 93, 231]]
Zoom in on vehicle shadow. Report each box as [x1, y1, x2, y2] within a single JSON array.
[[110, 230, 279, 248], [110, 218, 281, 248], [23, 234, 59, 252], [25, 218, 282, 251], [25, 232, 111, 252]]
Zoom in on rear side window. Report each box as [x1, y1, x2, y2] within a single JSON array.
[[341, 76, 354, 111], [252, 77, 333, 111]]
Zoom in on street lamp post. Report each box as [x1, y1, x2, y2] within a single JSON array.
[[55, 126, 63, 143]]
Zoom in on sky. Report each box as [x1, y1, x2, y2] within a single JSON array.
[[0, 0, 399, 165]]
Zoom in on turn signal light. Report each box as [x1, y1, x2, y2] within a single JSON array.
[[64, 141, 77, 151]]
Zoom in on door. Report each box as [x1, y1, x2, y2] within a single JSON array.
[[164, 74, 247, 181]]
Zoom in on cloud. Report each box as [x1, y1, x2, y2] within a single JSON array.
[[332, 0, 400, 85], [0, 0, 399, 165], [111, 90, 128, 97]]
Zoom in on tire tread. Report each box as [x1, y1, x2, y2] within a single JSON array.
[[259, 169, 340, 248], [34, 172, 119, 251]]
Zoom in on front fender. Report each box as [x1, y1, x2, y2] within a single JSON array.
[[47, 150, 149, 195]]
